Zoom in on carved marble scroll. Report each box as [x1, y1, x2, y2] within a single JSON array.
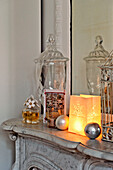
[[9, 132, 17, 141]]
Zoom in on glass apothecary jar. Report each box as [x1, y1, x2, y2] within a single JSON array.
[[84, 35, 109, 95], [34, 34, 69, 125]]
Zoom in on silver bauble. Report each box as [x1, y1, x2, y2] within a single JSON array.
[[84, 123, 101, 139], [55, 115, 69, 130]]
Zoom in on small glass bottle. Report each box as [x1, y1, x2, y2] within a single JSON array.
[[22, 95, 40, 124]]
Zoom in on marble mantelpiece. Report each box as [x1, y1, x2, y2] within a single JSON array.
[[2, 118, 113, 170]]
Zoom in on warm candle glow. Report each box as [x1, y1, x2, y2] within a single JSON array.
[[68, 95, 101, 136]]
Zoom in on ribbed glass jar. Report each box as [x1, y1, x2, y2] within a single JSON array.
[[84, 35, 109, 95], [34, 34, 69, 124]]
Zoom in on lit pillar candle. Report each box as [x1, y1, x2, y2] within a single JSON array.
[[68, 95, 101, 136]]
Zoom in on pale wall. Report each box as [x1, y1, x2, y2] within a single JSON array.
[[0, 0, 65, 169], [0, 0, 40, 169], [72, 0, 113, 94]]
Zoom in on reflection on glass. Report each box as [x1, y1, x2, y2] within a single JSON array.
[[72, 0, 113, 94], [84, 36, 109, 95]]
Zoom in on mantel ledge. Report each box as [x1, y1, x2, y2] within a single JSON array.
[[2, 118, 113, 161]]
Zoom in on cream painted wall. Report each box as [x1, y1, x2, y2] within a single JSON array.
[[0, 0, 41, 169], [72, 0, 113, 94]]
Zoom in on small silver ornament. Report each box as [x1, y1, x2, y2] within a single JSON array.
[[55, 115, 69, 130], [84, 123, 101, 139]]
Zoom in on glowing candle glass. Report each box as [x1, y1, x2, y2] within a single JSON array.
[[68, 95, 101, 136]]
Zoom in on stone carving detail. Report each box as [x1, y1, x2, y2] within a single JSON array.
[[11, 136, 113, 170], [84, 158, 113, 170], [9, 132, 17, 141], [21, 137, 87, 170], [29, 167, 40, 170], [2, 119, 113, 170], [23, 153, 62, 170]]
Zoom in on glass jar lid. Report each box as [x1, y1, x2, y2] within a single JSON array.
[[34, 34, 69, 64], [84, 35, 109, 61]]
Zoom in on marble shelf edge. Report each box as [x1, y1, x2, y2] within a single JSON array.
[[77, 144, 113, 162], [1, 118, 113, 162], [1, 118, 79, 149]]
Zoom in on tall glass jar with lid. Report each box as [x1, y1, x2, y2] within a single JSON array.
[[84, 36, 109, 95], [34, 34, 69, 125]]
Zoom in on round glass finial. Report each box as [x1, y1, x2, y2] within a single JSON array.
[[46, 34, 55, 45], [95, 35, 103, 45]]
